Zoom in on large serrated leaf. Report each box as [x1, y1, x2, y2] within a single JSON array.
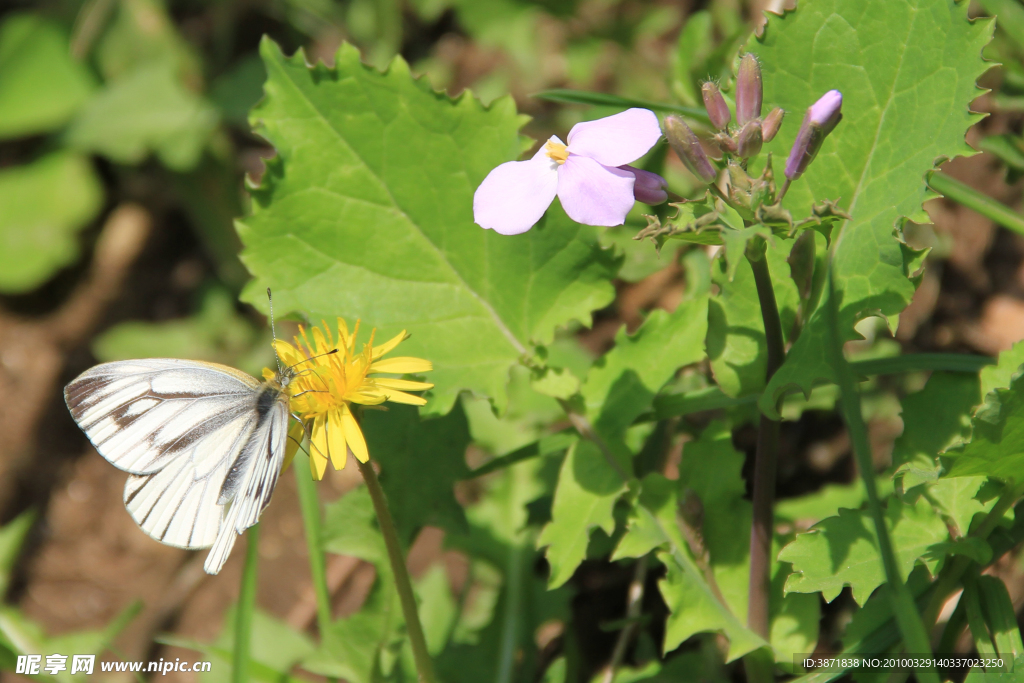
[[239, 39, 619, 415], [750, 0, 992, 417], [779, 498, 950, 605]]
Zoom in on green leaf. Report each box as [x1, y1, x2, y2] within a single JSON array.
[[95, 0, 202, 83], [92, 288, 273, 377], [537, 439, 626, 588], [0, 512, 32, 597], [947, 371, 1024, 481], [414, 564, 457, 656], [926, 475, 996, 537], [361, 402, 471, 542], [65, 62, 218, 171], [321, 487, 387, 563], [582, 297, 709, 440], [441, 458, 572, 683], [892, 372, 980, 471], [0, 601, 140, 683], [779, 497, 950, 605], [976, 575, 1024, 661], [462, 364, 564, 456], [0, 152, 103, 293], [538, 298, 709, 586], [613, 470, 767, 661], [205, 607, 315, 682], [776, 479, 894, 526], [310, 489, 405, 683], [980, 340, 1024, 398], [707, 238, 801, 397], [239, 39, 619, 415], [672, 421, 819, 662], [0, 14, 96, 139], [753, 0, 993, 417]]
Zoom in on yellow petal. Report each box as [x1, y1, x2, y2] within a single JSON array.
[[341, 407, 369, 462], [381, 390, 427, 406], [311, 414, 329, 477], [372, 331, 409, 358], [370, 357, 432, 374], [309, 448, 327, 480], [327, 410, 348, 471], [312, 325, 330, 355], [262, 367, 276, 381], [337, 317, 351, 347], [374, 378, 433, 391], [348, 391, 388, 405]]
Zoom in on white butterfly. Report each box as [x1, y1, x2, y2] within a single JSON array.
[[64, 358, 296, 574]]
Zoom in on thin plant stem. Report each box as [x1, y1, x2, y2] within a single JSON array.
[[777, 178, 792, 202], [232, 523, 260, 683], [601, 555, 649, 683], [823, 266, 940, 683], [357, 457, 438, 683], [927, 170, 1024, 236], [294, 453, 334, 637], [745, 252, 785, 640]]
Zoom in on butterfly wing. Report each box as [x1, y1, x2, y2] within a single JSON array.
[[65, 359, 261, 475], [202, 392, 290, 574], [64, 359, 278, 558]]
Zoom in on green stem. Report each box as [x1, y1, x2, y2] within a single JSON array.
[[233, 524, 260, 683], [295, 454, 334, 638], [746, 252, 785, 642], [927, 170, 1024, 236], [357, 458, 438, 683], [823, 266, 940, 683]]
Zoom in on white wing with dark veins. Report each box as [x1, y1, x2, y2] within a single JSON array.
[[65, 359, 290, 572]]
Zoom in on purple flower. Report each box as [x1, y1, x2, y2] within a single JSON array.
[[473, 108, 662, 235], [785, 90, 843, 181]]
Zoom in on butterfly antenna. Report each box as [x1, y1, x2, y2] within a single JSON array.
[[268, 288, 284, 375]]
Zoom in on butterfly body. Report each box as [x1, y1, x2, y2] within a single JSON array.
[[65, 359, 295, 574]]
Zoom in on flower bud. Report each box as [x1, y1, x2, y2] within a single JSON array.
[[785, 90, 843, 181], [664, 115, 717, 184], [701, 81, 731, 130], [736, 54, 762, 125], [620, 165, 668, 205], [736, 119, 763, 158], [761, 107, 784, 142]]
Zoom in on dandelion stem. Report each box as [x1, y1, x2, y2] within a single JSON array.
[[232, 523, 259, 683], [294, 453, 335, 639], [357, 457, 438, 683]]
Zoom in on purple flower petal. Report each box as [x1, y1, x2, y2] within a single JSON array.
[[556, 155, 635, 226], [473, 141, 559, 235], [566, 108, 662, 168]]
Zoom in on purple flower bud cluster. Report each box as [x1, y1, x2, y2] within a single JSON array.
[[664, 52, 843, 193]]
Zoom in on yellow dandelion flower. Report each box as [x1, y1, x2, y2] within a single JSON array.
[[265, 318, 433, 480]]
